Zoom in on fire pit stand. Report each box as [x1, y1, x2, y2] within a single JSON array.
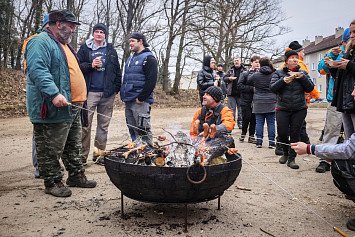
[[104, 152, 242, 232], [119, 191, 223, 232]]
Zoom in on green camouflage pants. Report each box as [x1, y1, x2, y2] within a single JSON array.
[[33, 106, 84, 187]]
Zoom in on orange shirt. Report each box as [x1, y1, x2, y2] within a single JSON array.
[[61, 44, 87, 103]]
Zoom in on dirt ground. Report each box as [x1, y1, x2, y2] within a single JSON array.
[[1, 107, 354, 237]]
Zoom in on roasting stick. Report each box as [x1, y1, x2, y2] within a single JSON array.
[[68, 102, 148, 134], [242, 157, 349, 237], [68, 103, 293, 147]]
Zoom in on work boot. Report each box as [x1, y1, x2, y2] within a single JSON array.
[[279, 155, 288, 164], [66, 172, 97, 188], [287, 157, 299, 169], [315, 161, 330, 173], [239, 134, 246, 142], [45, 181, 72, 197]]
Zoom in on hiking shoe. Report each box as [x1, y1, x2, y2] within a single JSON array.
[[279, 155, 288, 164], [347, 218, 355, 231], [315, 161, 330, 173], [256, 144, 262, 148], [66, 172, 97, 188], [287, 159, 299, 169], [239, 135, 246, 143], [45, 181, 72, 197], [248, 136, 256, 144]]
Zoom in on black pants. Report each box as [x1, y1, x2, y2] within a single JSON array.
[[241, 104, 255, 137], [276, 109, 307, 159], [300, 120, 310, 143]]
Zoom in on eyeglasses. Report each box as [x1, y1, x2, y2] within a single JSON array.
[[94, 30, 105, 34]]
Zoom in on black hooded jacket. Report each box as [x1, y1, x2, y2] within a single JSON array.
[[197, 55, 215, 96]]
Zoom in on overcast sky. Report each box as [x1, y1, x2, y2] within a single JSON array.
[[276, 0, 355, 47]]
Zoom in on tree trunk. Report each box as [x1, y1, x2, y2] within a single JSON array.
[[171, 0, 189, 94]]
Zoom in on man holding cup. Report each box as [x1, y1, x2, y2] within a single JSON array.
[[77, 23, 122, 165]]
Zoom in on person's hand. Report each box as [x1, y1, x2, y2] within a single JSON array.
[[52, 94, 68, 107], [324, 57, 335, 68], [331, 46, 342, 56], [214, 80, 218, 86], [136, 98, 143, 104], [290, 142, 308, 155], [92, 56, 102, 69], [333, 58, 349, 70], [283, 76, 293, 84], [229, 76, 237, 81]]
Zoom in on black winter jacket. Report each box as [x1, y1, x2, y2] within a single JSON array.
[[247, 66, 276, 104], [223, 65, 246, 97], [77, 42, 122, 98], [197, 66, 214, 97], [330, 50, 355, 113], [270, 67, 314, 111], [237, 69, 257, 106]]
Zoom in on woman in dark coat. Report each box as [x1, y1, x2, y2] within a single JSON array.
[[247, 57, 276, 148], [270, 50, 314, 169]]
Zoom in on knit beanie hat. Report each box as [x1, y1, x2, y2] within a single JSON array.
[[342, 28, 350, 43], [288, 41, 303, 52], [130, 32, 150, 47], [93, 23, 108, 35], [203, 55, 213, 67], [284, 50, 299, 62], [205, 86, 223, 102]]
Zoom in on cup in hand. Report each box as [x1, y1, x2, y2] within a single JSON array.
[[94, 56, 102, 69]]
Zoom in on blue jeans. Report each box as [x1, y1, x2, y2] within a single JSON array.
[[255, 112, 276, 146]]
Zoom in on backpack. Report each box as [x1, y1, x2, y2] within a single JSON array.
[[331, 159, 355, 200]]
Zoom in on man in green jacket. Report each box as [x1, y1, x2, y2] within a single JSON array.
[[26, 9, 96, 197]]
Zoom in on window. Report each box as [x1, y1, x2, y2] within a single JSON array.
[[312, 63, 315, 71], [319, 53, 323, 61], [318, 84, 322, 92]]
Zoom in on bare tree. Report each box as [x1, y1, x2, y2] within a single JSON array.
[[190, 0, 289, 68]]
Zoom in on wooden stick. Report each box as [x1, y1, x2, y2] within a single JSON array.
[[333, 226, 349, 237]]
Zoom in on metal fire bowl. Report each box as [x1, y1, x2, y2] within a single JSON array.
[[104, 152, 242, 204]]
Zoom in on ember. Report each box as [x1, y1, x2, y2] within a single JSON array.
[[105, 131, 236, 167]]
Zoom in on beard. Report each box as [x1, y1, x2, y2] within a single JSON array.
[[58, 27, 73, 44]]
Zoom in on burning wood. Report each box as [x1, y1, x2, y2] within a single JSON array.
[[105, 130, 236, 167]]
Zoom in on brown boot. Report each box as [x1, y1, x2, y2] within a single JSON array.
[[45, 181, 72, 197], [66, 172, 97, 188]]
